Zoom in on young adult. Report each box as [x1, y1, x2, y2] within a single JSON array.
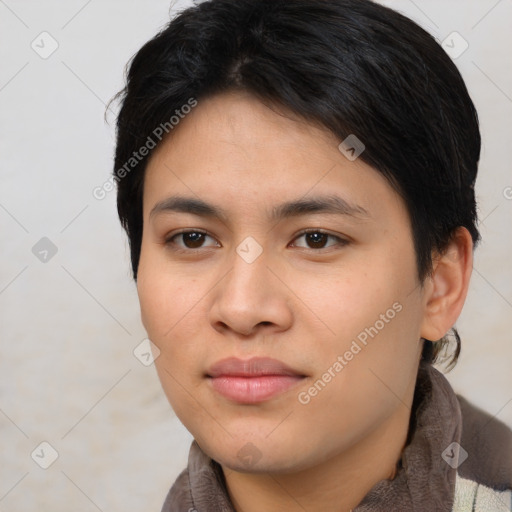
[[111, 1, 512, 510]]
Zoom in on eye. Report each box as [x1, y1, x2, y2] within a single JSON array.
[[165, 230, 220, 250], [290, 230, 348, 250], [164, 229, 348, 252]]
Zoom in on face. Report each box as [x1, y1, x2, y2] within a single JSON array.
[[137, 90, 427, 474]]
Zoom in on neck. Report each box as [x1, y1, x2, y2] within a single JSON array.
[[222, 394, 413, 512]]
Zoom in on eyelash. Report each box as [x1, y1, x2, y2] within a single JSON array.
[[164, 229, 349, 253]]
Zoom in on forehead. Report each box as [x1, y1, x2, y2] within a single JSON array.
[[143, 91, 406, 224], [149, 91, 341, 170]]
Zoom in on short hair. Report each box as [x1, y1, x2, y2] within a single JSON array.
[[111, 0, 481, 368]]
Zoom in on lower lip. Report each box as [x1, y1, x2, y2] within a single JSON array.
[[209, 375, 304, 403]]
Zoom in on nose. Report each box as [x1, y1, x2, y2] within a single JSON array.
[[208, 247, 294, 337]]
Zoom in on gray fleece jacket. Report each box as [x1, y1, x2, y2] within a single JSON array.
[[161, 364, 512, 511]]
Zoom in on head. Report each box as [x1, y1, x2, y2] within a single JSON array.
[[112, 0, 479, 474]]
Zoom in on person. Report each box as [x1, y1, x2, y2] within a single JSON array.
[[110, 0, 512, 510]]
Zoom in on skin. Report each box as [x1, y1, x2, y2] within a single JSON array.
[[137, 90, 473, 512]]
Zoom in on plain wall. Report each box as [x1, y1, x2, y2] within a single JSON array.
[[1, 0, 511, 509]]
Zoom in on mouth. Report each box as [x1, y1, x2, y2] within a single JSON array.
[[206, 357, 307, 404]]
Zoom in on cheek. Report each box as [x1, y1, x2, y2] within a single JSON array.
[[137, 252, 201, 340], [136, 256, 211, 398], [301, 294, 419, 462], [286, 274, 422, 464], [291, 247, 423, 396], [293, 262, 413, 348], [137, 264, 207, 418]]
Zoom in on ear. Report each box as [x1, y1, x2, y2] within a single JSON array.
[[420, 227, 473, 341]]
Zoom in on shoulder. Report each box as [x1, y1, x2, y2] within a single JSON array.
[[454, 474, 512, 511], [456, 394, 512, 491]]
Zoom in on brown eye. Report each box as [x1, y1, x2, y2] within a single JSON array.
[[304, 232, 329, 249], [181, 232, 206, 248], [291, 230, 348, 250], [166, 230, 219, 250]]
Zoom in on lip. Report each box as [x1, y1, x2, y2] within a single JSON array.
[[206, 357, 306, 404]]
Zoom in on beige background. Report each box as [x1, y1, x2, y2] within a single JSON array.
[[0, 0, 511, 510]]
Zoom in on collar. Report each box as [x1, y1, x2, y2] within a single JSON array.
[[354, 363, 461, 511]]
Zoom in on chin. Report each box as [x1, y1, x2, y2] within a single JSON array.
[[200, 434, 316, 475]]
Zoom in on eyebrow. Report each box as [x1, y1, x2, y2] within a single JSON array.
[[149, 194, 370, 222]]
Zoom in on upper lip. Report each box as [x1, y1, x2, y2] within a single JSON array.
[[206, 357, 305, 378]]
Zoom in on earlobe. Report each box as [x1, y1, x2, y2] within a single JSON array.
[[420, 227, 473, 342]]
